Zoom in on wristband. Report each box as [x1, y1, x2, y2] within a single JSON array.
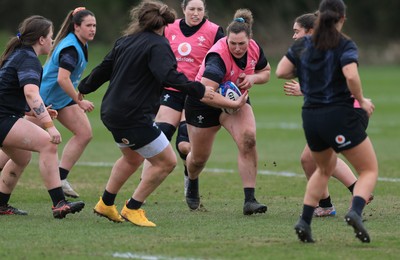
[[43, 121, 54, 129]]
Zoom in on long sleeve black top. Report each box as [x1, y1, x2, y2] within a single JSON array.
[[78, 31, 205, 129]]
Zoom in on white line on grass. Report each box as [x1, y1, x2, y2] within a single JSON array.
[[77, 161, 400, 183], [113, 252, 202, 260]]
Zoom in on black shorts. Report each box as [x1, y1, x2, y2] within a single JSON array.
[[185, 96, 222, 128], [159, 89, 187, 112], [355, 108, 369, 130], [302, 105, 367, 153], [106, 123, 162, 150], [0, 115, 20, 147], [44, 99, 76, 111]]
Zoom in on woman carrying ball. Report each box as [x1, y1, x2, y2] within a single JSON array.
[[184, 8, 271, 215], [78, 0, 247, 227]]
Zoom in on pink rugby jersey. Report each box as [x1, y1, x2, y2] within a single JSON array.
[[164, 19, 219, 91], [196, 37, 260, 94]]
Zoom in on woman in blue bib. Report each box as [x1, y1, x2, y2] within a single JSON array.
[[38, 7, 96, 198]]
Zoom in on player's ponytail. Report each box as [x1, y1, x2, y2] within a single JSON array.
[[123, 0, 176, 36], [226, 8, 253, 38], [313, 0, 346, 50]]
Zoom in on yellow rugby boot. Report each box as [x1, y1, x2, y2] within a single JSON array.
[[93, 197, 124, 223], [121, 204, 156, 227]]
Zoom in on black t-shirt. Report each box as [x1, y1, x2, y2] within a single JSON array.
[[0, 46, 42, 117], [59, 36, 88, 72], [286, 36, 358, 107], [78, 31, 205, 129]]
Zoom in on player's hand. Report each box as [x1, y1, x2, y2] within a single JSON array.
[[237, 73, 254, 90], [46, 105, 58, 120], [283, 80, 303, 96], [47, 126, 62, 144], [203, 86, 216, 100], [78, 99, 95, 113], [360, 97, 375, 117], [233, 90, 248, 109]]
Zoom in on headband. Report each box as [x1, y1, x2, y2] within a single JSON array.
[[234, 17, 245, 23], [73, 7, 86, 16]]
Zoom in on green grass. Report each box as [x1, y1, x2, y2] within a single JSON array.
[[1, 43, 400, 259]]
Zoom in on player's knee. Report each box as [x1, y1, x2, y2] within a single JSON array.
[[14, 153, 32, 168], [156, 122, 176, 141], [175, 121, 190, 160], [241, 131, 256, 151]]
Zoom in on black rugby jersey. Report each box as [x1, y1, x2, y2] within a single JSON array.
[[0, 46, 42, 117], [78, 31, 205, 129]]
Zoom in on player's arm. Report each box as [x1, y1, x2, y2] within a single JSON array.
[[276, 56, 296, 79], [199, 77, 248, 110], [78, 49, 114, 95], [24, 84, 61, 143], [342, 62, 374, 117]]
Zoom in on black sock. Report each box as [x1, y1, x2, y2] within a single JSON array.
[[301, 204, 315, 225], [351, 196, 366, 216], [48, 187, 65, 206], [347, 181, 356, 194], [184, 165, 188, 177], [59, 167, 69, 180], [126, 198, 143, 210], [102, 190, 117, 206], [187, 178, 199, 198], [244, 187, 255, 202], [0, 191, 11, 206], [318, 196, 333, 208]]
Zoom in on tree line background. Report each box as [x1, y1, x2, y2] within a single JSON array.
[[0, 0, 399, 64]]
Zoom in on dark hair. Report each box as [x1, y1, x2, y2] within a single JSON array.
[[295, 12, 318, 32], [313, 0, 346, 50], [0, 15, 53, 67], [123, 0, 176, 36], [49, 8, 95, 57], [181, 0, 206, 10], [226, 9, 253, 38], [181, 0, 208, 18]]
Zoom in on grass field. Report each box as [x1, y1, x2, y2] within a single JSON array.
[[0, 42, 399, 259]]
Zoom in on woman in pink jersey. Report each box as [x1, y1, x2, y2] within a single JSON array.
[[283, 12, 373, 217], [184, 9, 271, 215], [141, 0, 224, 196]]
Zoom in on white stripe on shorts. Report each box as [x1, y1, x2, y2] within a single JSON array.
[[116, 132, 169, 159]]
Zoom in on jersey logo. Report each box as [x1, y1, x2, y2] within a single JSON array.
[[163, 94, 170, 102], [335, 134, 352, 148], [250, 59, 257, 69], [197, 35, 206, 46], [177, 42, 192, 56], [197, 115, 204, 124], [335, 135, 345, 144], [121, 138, 131, 145], [171, 35, 176, 41]]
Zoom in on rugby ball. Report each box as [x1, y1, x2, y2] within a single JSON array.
[[217, 81, 242, 114]]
